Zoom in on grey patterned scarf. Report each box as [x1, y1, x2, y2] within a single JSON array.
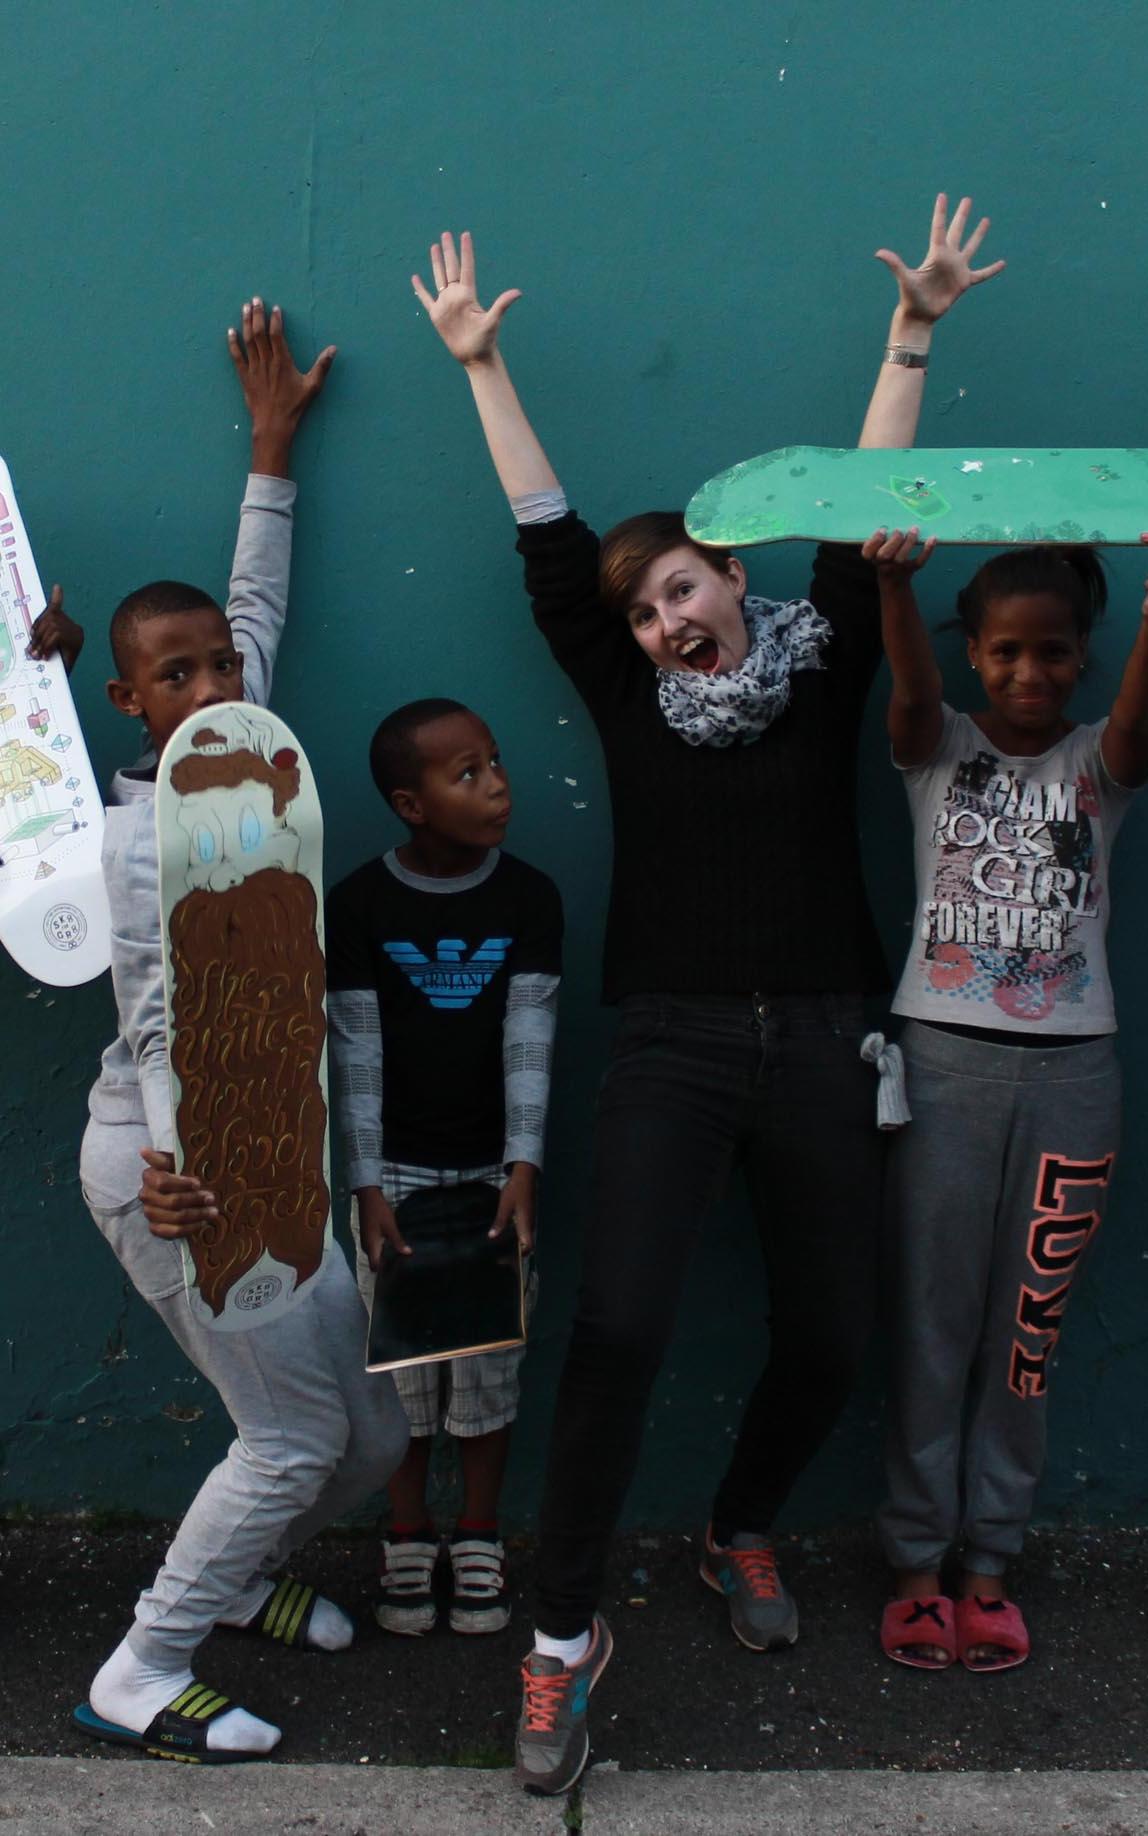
[[656, 594, 831, 748]]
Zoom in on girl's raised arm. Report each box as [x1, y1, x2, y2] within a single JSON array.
[[413, 230, 561, 501], [1100, 544, 1148, 788], [858, 193, 1004, 450], [862, 527, 944, 766]]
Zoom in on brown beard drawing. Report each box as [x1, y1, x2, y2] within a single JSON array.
[[168, 868, 329, 1316], [165, 722, 329, 1318]]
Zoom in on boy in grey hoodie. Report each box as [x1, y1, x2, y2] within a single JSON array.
[[75, 300, 408, 1764]]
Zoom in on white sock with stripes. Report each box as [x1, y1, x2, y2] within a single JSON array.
[[89, 1637, 280, 1753]]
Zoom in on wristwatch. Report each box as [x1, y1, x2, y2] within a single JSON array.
[[884, 345, 929, 369]]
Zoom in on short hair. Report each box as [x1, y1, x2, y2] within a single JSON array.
[[953, 546, 1108, 641], [110, 580, 222, 675], [369, 697, 470, 808], [598, 510, 735, 615]]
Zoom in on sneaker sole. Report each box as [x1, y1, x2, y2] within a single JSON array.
[[699, 1561, 799, 1651], [519, 1726, 589, 1798], [373, 1603, 437, 1636], [449, 1605, 512, 1634], [515, 1616, 614, 1797]]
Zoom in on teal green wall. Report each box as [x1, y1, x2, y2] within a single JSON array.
[[3, 0, 1147, 1528]]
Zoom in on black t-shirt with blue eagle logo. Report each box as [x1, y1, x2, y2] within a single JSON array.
[[325, 849, 563, 1168]]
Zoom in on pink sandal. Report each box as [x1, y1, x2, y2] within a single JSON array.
[[955, 1595, 1030, 1672], [880, 1595, 956, 1670]]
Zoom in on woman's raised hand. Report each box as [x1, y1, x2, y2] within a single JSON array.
[[412, 230, 522, 366], [876, 193, 1005, 326]]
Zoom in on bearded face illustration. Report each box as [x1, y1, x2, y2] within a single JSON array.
[[166, 714, 329, 1318]]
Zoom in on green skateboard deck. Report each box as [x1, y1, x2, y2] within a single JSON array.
[[156, 703, 332, 1333], [685, 447, 1148, 549]]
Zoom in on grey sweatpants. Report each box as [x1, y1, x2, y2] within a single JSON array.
[[83, 1127, 409, 1667], [878, 1021, 1119, 1577]]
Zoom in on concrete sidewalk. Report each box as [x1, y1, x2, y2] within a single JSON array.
[[2, 1758, 1147, 1834]]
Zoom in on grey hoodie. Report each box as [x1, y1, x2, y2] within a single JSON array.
[[81, 474, 296, 1206]]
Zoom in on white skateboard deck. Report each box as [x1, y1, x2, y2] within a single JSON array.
[[0, 457, 109, 985], [156, 702, 333, 1332]]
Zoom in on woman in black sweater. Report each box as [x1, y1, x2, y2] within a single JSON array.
[[413, 201, 1004, 1795]]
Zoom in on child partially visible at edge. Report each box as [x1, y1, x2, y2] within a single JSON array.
[[74, 303, 408, 1765], [865, 523, 1148, 1675], [325, 697, 563, 1637]]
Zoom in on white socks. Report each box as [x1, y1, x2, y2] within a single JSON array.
[[534, 1627, 591, 1667], [219, 1579, 354, 1651], [90, 1638, 280, 1754], [302, 1595, 354, 1651]]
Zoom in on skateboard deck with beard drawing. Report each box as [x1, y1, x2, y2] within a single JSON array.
[[0, 457, 110, 986], [156, 702, 332, 1331], [685, 447, 1148, 550]]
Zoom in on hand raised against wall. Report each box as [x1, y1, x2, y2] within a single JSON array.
[[876, 193, 1005, 327], [412, 231, 522, 367], [227, 298, 337, 476]]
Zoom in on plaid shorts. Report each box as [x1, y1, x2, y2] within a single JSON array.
[[352, 1161, 537, 1439]]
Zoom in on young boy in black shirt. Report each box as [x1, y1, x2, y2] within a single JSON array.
[[326, 698, 562, 1634]]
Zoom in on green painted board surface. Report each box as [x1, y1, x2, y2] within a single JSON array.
[[686, 447, 1148, 549]]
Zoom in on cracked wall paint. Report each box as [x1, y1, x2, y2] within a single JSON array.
[[2, 0, 1148, 1525]]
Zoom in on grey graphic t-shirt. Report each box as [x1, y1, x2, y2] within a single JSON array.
[[892, 706, 1135, 1034]]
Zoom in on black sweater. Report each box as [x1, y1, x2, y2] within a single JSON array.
[[517, 512, 888, 1003]]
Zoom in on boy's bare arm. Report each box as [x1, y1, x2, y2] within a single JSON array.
[[227, 298, 336, 478]]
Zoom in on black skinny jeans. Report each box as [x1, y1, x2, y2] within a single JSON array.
[[535, 991, 885, 1639]]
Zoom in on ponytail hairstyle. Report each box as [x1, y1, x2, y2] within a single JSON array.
[[598, 510, 736, 616], [951, 545, 1108, 641]]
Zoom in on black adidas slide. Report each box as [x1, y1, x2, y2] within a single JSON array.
[[73, 1684, 267, 1764], [237, 1576, 320, 1647]]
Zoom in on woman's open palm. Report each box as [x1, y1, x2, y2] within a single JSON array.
[[412, 230, 522, 364], [876, 193, 1005, 325]]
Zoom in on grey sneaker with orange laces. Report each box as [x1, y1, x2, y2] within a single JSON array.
[[700, 1524, 799, 1651], [513, 1614, 613, 1796]]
